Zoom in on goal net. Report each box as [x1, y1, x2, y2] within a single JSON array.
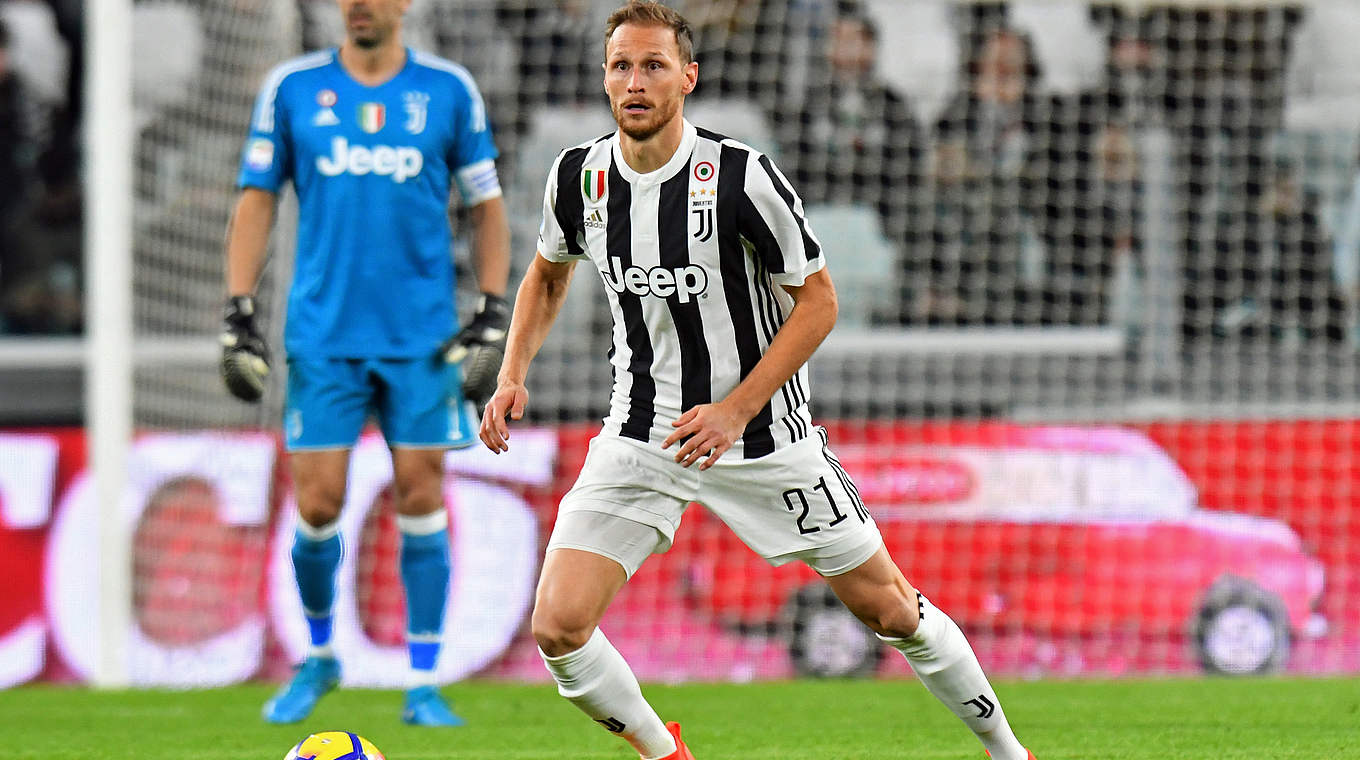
[[70, 0, 1359, 686]]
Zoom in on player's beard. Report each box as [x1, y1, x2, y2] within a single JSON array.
[[347, 13, 392, 49], [612, 96, 680, 142], [351, 26, 388, 49]]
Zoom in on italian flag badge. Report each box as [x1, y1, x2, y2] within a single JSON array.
[[582, 168, 607, 203], [358, 102, 385, 133]]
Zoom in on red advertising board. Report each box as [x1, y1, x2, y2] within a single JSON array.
[[0, 421, 1355, 687]]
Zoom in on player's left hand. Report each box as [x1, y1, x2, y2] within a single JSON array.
[[219, 294, 270, 403], [663, 402, 747, 470], [443, 293, 509, 407]]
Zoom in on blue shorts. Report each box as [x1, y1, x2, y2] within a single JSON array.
[[283, 354, 477, 451]]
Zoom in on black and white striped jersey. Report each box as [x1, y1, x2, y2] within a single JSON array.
[[537, 119, 825, 459]]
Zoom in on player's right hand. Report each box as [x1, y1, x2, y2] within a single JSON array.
[[219, 294, 271, 403], [479, 381, 528, 454]]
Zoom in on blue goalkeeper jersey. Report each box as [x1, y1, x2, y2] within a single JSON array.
[[238, 48, 500, 358]]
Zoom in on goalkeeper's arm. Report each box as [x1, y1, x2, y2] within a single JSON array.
[[444, 195, 512, 407], [220, 188, 276, 402]]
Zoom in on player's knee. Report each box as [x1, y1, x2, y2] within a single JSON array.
[[392, 465, 443, 517], [295, 484, 344, 527], [530, 603, 595, 657], [852, 593, 921, 639], [878, 601, 921, 639], [394, 483, 442, 516]]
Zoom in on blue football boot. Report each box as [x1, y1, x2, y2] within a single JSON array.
[[402, 685, 465, 726], [262, 656, 341, 723]]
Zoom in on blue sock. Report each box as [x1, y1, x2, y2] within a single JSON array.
[[398, 511, 451, 677], [291, 520, 342, 653]]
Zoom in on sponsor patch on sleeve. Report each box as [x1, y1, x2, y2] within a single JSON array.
[[245, 138, 275, 172]]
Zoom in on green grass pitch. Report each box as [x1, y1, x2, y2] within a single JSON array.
[[1, 677, 1352, 759]]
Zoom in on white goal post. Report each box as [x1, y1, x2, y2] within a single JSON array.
[[85, 0, 133, 689]]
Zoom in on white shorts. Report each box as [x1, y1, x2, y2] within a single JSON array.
[[546, 428, 882, 578]]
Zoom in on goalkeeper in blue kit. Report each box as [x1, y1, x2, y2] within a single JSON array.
[[221, 0, 510, 726]]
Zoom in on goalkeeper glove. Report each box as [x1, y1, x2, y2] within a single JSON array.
[[443, 292, 509, 407], [219, 294, 270, 402]]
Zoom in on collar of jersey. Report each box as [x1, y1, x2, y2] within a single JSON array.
[[329, 45, 415, 90], [610, 119, 698, 186]]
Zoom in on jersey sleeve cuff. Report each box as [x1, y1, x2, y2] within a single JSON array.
[[769, 258, 826, 286]]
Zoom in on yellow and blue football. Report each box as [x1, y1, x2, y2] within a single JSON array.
[[282, 731, 385, 760]]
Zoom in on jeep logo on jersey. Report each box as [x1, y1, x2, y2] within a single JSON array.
[[600, 256, 709, 303], [316, 136, 423, 183]]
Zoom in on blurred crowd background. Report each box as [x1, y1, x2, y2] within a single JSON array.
[[4, 0, 1360, 348]]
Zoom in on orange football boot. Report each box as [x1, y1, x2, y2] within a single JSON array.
[[985, 750, 1037, 760], [653, 721, 696, 760]]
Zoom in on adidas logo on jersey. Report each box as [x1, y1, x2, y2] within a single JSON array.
[[601, 255, 709, 303], [584, 210, 606, 230], [316, 136, 423, 183]]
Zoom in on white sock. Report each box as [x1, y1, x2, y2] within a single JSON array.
[[306, 643, 335, 660], [539, 628, 676, 759], [880, 594, 1027, 760], [406, 666, 437, 689]]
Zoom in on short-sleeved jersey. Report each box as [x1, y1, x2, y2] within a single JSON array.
[[537, 120, 825, 459], [238, 48, 500, 358]]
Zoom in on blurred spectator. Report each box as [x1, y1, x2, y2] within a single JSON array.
[[681, 0, 800, 113], [0, 10, 77, 335], [779, 11, 920, 248], [1242, 159, 1348, 344], [495, 0, 607, 166], [1038, 118, 1143, 327], [907, 27, 1048, 326], [1029, 12, 1160, 328], [1154, 5, 1303, 344], [498, 0, 602, 108], [1086, 5, 1166, 130], [0, 16, 32, 250], [32, 0, 81, 226]]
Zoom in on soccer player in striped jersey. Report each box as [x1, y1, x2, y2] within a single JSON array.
[[222, 0, 511, 726], [479, 2, 1036, 759]]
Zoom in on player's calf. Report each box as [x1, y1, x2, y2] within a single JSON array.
[[878, 593, 1029, 760], [539, 628, 677, 759], [823, 547, 922, 639]]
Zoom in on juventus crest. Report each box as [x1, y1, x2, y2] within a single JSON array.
[[690, 160, 717, 241], [403, 91, 429, 134], [690, 188, 716, 242]]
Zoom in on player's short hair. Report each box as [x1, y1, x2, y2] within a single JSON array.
[[605, 1, 694, 64]]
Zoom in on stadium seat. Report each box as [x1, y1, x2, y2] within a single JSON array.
[[802, 203, 898, 328], [1285, 3, 1360, 130], [132, 3, 203, 131], [864, 0, 958, 126], [685, 98, 777, 157], [1010, 0, 1105, 95]]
